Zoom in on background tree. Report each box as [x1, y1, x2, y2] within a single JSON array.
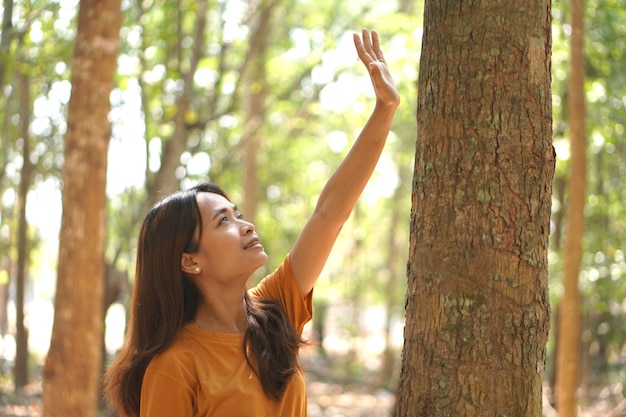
[[241, 0, 275, 224], [0, 0, 14, 88], [397, 0, 554, 415], [14, 72, 32, 390], [41, 0, 121, 415], [0, 0, 71, 393], [556, 0, 585, 414], [143, 0, 209, 206], [547, 0, 626, 410]]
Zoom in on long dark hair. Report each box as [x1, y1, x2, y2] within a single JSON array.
[[104, 183, 304, 417], [244, 292, 304, 400]]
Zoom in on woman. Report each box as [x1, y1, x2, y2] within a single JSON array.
[[104, 28, 399, 417]]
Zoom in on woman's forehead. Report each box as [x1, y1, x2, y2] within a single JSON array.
[[196, 192, 235, 216]]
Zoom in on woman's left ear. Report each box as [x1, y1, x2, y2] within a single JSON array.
[[181, 253, 201, 274]]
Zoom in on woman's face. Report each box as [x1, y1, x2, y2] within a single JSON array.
[[188, 192, 268, 286]]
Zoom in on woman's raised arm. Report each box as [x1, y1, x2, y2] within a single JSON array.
[[290, 28, 400, 297]]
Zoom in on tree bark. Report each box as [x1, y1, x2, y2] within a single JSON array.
[[145, 0, 207, 208], [398, 1, 555, 416], [0, 0, 14, 88], [241, 0, 275, 223], [556, 0, 585, 414], [0, 0, 14, 185], [14, 73, 32, 390], [42, 0, 121, 415]]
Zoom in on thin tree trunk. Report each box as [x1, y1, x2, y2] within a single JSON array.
[[241, 0, 275, 223], [0, 0, 16, 354], [0, 0, 14, 184], [0, 0, 13, 88], [42, 0, 121, 415], [398, 1, 554, 415], [145, 0, 208, 208], [14, 73, 32, 389], [556, 0, 586, 414]]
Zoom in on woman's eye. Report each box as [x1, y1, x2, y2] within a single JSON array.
[[236, 213, 244, 220], [219, 216, 228, 224]]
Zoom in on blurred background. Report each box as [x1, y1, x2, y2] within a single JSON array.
[[0, 0, 624, 415]]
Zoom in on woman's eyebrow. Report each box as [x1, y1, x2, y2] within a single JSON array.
[[212, 204, 238, 220]]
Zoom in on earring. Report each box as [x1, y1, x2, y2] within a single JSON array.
[[195, 266, 201, 273]]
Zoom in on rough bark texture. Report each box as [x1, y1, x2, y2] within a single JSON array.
[[42, 0, 121, 415], [397, 1, 555, 416], [556, 0, 585, 414]]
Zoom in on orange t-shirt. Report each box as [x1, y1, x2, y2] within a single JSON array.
[[140, 255, 313, 417]]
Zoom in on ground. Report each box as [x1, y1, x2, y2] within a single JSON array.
[[0, 349, 623, 416], [1, 373, 625, 416]]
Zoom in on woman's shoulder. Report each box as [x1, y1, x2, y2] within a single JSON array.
[[147, 324, 211, 374], [141, 326, 202, 408], [249, 254, 313, 334], [250, 254, 296, 298]]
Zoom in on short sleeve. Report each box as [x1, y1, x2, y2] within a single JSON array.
[[140, 350, 197, 417], [250, 254, 313, 335]]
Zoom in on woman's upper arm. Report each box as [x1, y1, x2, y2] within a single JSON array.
[[140, 358, 196, 417], [289, 210, 344, 297], [141, 377, 195, 417]]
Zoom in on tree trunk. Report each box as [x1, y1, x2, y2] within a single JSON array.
[[14, 73, 32, 389], [145, 0, 207, 208], [241, 0, 274, 223], [42, 0, 121, 415], [0, 0, 14, 88], [556, 0, 585, 414], [397, 1, 555, 416]]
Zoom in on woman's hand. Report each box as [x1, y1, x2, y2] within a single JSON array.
[[353, 29, 400, 109]]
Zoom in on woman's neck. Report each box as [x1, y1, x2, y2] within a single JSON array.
[[193, 288, 247, 334]]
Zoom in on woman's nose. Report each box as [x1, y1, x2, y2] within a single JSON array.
[[241, 220, 255, 234]]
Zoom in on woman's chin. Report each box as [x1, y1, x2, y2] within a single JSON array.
[[257, 251, 269, 265]]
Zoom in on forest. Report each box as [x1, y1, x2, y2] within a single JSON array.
[[0, 0, 624, 416]]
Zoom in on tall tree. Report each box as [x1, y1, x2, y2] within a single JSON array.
[[145, 0, 208, 206], [556, 0, 585, 414], [397, 1, 555, 416], [0, 0, 14, 88], [241, 0, 275, 223], [42, 0, 121, 415], [0, 0, 16, 348], [14, 72, 32, 389]]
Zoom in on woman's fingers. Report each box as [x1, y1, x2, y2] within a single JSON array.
[[371, 30, 385, 63], [362, 28, 373, 58], [353, 33, 370, 65], [353, 28, 400, 108], [354, 29, 383, 65]]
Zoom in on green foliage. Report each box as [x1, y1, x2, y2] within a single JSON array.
[[0, 0, 73, 281]]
